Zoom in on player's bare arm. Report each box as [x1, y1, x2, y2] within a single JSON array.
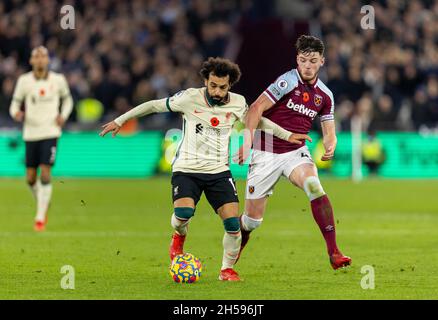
[[235, 94, 311, 164], [244, 93, 275, 145], [321, 120, 337, 161], [56, 115, 66, 127], [100, 121, 121, 137], [12, 110, 24, 122]]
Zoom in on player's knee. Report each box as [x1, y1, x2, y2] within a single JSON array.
[[240, 213, 263, 232], [223, 217, 240, 234], [40, 177, 51, 185], [27, 178, 37, 186], [173, 207, 195, 221], [303, 176, 325, 201]]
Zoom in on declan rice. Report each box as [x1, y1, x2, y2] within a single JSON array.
[[235, 35, 352, 270]]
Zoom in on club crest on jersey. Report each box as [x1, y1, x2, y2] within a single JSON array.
[[314, 94, 323, 107], [210, 117, 219, 127], [248, 185, 255, 194], [225, 112, 232, 122]]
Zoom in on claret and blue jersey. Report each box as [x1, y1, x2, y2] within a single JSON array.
[[257, 68, 335, 154]]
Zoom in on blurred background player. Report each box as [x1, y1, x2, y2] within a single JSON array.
[[100, 57, 310, 281], [362, 127, 386, 176], [9, 46, 73, 231], [236, 35, 351, 269]]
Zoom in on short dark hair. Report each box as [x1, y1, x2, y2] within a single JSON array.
[[199, 57, 242, 86], [296, 35, 325, 56]]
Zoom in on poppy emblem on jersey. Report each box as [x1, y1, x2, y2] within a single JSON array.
[[314, 94, 323, 107], [303, 92, 310, 102], [39, 89, 45, 96], [248, 186, 255, 194], [210, 117, 219, 127]]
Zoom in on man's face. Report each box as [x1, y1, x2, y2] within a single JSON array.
[[204, 73, 230, 103], [30, 47, 49, 72], [296, 51, 324, 82]]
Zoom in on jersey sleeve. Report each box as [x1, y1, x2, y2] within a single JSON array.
[[235, 97, 249, 122], [58, 74, 71, 99], [166, 89, 192, 113], [263, 70, 297, 103], [9, 76, 25, 119], [114, 98, 168, 126], [12, 76, 25, 103], [319, 90, 335, 122]]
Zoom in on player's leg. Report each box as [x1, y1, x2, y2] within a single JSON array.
[[34, 164, 53, 231], [288, 162, 351, 269], [25, 141, 39, 200], [204, 173, 241, 281], [236, 197, 267, 262], [34, 139, 57, 231], [237, 150, 282, 262], [26, 168, 38, 200], [169, 173, 202, 260], [216, 202, 242, 281]]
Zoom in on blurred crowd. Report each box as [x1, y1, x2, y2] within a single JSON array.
[[0, 0, 250, 129], [315, 0, 438, 133], [1, 0, 438, 133]]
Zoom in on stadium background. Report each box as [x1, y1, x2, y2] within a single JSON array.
[[1, 0, 438, 179], [0, 0, 437, 300]]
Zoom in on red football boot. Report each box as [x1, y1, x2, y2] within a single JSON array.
[[34, 220, 45, 232], [169, 232, 186, 261], [330, 249, 352, 270], [219, 268, 241, 281]]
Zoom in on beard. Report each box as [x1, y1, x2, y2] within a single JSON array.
[[211, 96, 223, 103]]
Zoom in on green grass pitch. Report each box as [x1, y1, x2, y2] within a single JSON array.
[[0, 177, 437, 299]]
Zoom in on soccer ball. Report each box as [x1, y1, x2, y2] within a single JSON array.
[[169, 253, 202, 283]]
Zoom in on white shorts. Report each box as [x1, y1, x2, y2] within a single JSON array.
[[245, 146, 314, 199]]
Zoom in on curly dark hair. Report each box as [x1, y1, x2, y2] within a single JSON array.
[[296, 35, 325, 56], [199, 57, 242, 86]]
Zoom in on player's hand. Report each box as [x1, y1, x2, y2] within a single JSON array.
[[288, 133, 312, 144], [232, 142, 252, 165], [321, 138, 337, 161], [13, 111, 24, 122], [100, 121, 121, 137], [56, 115, 66, 127]]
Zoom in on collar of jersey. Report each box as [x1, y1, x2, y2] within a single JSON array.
[[204, 88, 230, 107], [33, 70, 50, 80]]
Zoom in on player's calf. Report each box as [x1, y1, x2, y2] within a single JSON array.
[[235, 213, 263, 263], [171, 207, 194, 236], [35, 179, 52, 229], [169, 207, 194, 260], [303, 176, 352, 268], [220, 217, 242, 280]]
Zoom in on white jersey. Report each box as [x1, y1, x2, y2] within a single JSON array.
[[167, 88, 248, 174], [114, 87, 292, 175], [9, 71, 73, 141]]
